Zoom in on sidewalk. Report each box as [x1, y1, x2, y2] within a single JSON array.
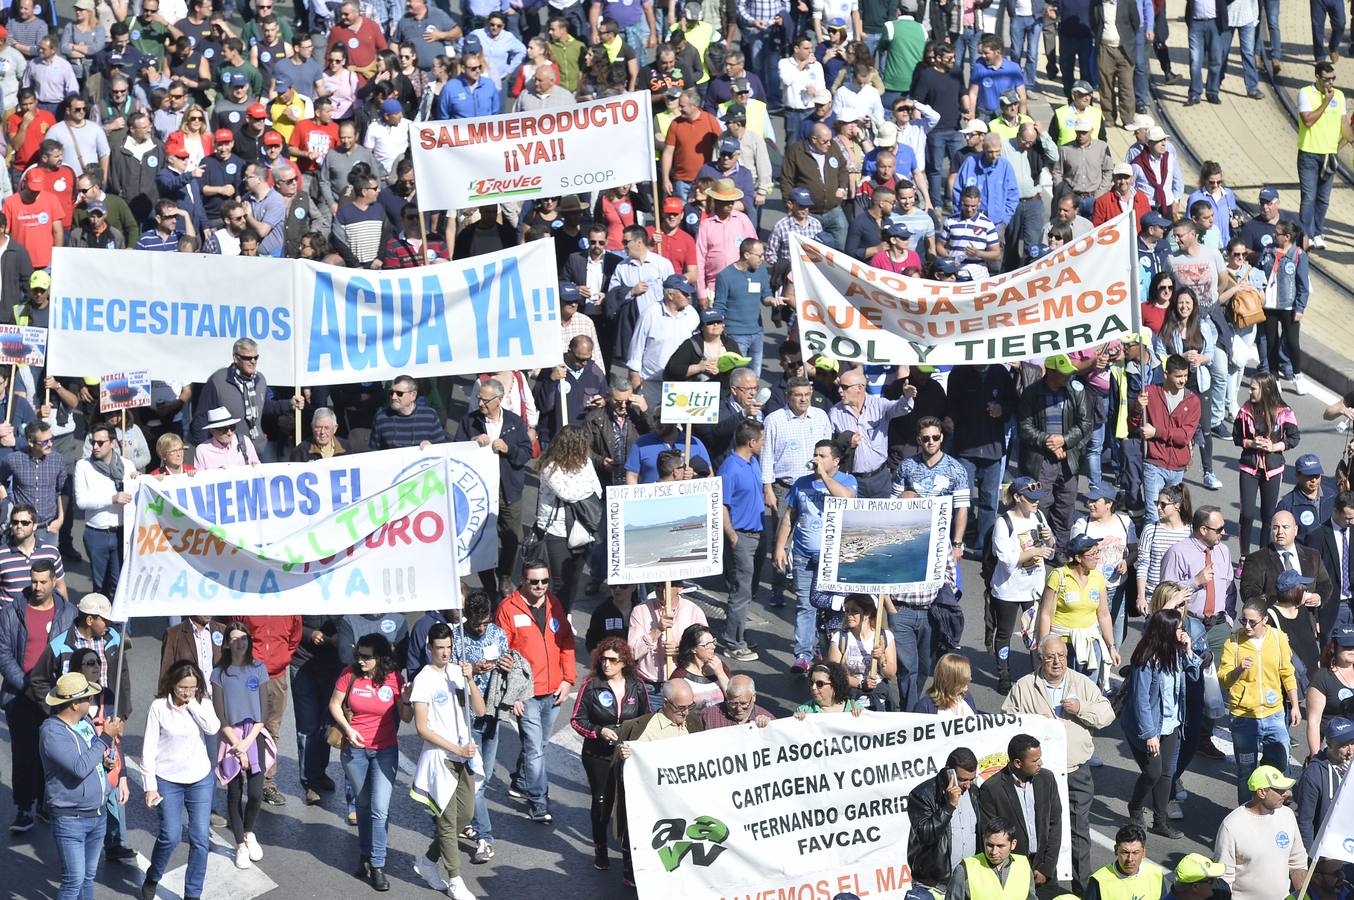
[[1135, 0, 1354, 394]]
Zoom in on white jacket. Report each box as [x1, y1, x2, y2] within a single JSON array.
[[73, 454, 138, 530]]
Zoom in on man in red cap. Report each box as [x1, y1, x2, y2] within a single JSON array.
[[201, 128, 245, 228], [656, 195, 697, 282], [229, 103, 271, 165], [259, 130, 302, 191], [155, 134, 207, 236], [1, 167, 63, 267]]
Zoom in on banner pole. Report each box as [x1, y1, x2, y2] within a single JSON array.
[[294, 388, 302, 447], [870, 594, 886, 680], [119, 409, 126, 459], [5, 364, 14, 423], [683, 423, 691, 465], [1293, 855, 1320, 900], [663, 580, 674, 679], [558, 379, 567, 432], [110, 617, 129, 721]]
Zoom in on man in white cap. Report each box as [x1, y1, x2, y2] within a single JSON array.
[[1052, 117, 1113, 219], [1092, 162, 1151, 225], [28, 592, 126, 719], [1049, 80, 1103, 145], [1131, 126, 1184, 218]]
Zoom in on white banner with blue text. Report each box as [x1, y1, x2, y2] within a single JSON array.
[[48, 242, 563, 385]]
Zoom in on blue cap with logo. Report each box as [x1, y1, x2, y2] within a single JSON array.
[[1026, 243, 1049, 260], [462, 34, 482, 53], [1085, 482, 1116, 502], [663, 274, 695, 295], [718, 135, 740, 155], [1063, 533, 1102, 555], [274, 72, 292, 92], [1326, 716, 1354, 744], [380, 97, 403, 115], [558, 281, 582, 304], [1012, 475, 1049, 500], [1141, 211, 1171, 229], [1258, 185, 1279, 202], [1276, 569, 1315, 592], [883, 221, 911, 240], [699, 308, 724, 325], [788, 186, 814, 207], [932, 256, 960, 275], [1296, 453, 1324, 476]]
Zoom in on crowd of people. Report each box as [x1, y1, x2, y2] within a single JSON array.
[[0, 0, 1351, 897]]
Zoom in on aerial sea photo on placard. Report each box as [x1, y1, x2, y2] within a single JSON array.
[[622, 493, 711, 571], [836, 507, 932, 585]]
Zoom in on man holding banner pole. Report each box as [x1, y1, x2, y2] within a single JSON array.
[[189, 338, 305, 463]]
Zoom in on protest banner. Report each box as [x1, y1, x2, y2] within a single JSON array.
[[623, 711, 1071, 899], [605, 478, 722, 584], [48, 243, 563, 384], [408, 92, 655, 211], [99, 371, 152, 412], [789, 211, 1137, 365], [113, 444, 495, 617], [817, 496, 952, 594], [659, 382, 721, 425], [0, 324, 48, 367]]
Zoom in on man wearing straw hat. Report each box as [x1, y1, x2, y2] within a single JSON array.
[[38, 671, 124, 898]]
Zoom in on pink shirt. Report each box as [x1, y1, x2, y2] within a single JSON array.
[[626, 596, 709, 683], [193, 435, 261, 469], [695, 211, 758, 299]]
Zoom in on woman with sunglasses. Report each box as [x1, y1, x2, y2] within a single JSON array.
[[793, 662, 863, 716], [1154, 286, 1222, 491], [1120, 606, 1198, 838], [1036, 534, 1120, 688], [67, 647, 135, 863], [1220, 238, 1266, 417], [210, 622, 273, 871], [670, 624, 731, 711], [1145, 580, 1210, 817], [1135, 483, 1192, 614], [1141, 271, 1175, 336], [989, 477, 1055, 693], [827, 594, 897, 710], [329, 632, 410, 891], [569, 636, 648, 871], [321, 45, 360, 120], [357, 49, 417, 116], [1233, 371, 1300, 559], [169, 103, 213, 166], [1217, 598, 1301, 803]]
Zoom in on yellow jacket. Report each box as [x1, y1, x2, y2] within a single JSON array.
[[1217, 624, 1297, 719]]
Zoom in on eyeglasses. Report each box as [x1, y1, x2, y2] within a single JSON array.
[[1157, 283, 1174, 291], [38, 438, 52, 447], [697, 640, 717, 649], [919, 433, 943, 443], [1200, 524, 1225, 534], [329, 57, 345, 63], [477, 396, 498, 404], [1230, 251, 1247, 257], [9, 519, 32, 526], [664, 701, 693, 713], [784, 358, 804, 368], [390, 389, 412, 397], [600, 656, 622, 664], [809, 679, 831, 688], [588, 239, 606, 246], [525, 577, 550, 585], [844, 609, 864, 617], [463, 64, 482, 71], [91, 439, 110, 446], [1041, 652, 1067, 661], [68, 105, 86, 113], [235, 353, 259, 362], [187, 114, 204, 121], [1240, 618, 1263, 628], [111, 88, 127, 95], [276, 177, 297, 185], [355, 651, 375, 660], [1155, 499, 1174, 508]]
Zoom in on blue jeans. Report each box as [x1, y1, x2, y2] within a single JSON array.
[[816, 205, 848, 251], [291, 660, 337, 788], [1058, 32, 1095, 98], [1230, 710, 1290, 804], [1010, 15, 1043, 86], [621, 21, 651, 65], [105, 779, 126, 847], [1134, 32, 1150, 108], [889, 604, 932, 711], [952, 28, 980, 79], [727, 331, 763, 376], [1219, 22, 1259, 93], [742, 26, 780, 104], [342, 745, 397, 867], [1260, 0, 1281, 57], [1298, 149, 1334, 239], [1312, 0, 1346, 58], [960, 456, 1003, 557], [82, 526, 121, 597], [1142, 462, 1185, 523], [792, 552, 819, 661], [148, 772, 214, 898], [1188, 17, 1223, 100], [926, 128, 965, 208], [784, 109, 808, 149], [470, 714, 501, 842], [516, 695, 560, 816], [1083, 392, 1109, 487], [52, 812, 104, 900]]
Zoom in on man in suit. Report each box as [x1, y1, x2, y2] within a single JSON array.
[[1303, 490, 1354, 637], [564, 223, 623, 356], [159, 615, 228, 681], [977, 732, 1063, 893], [456, 376, 535, 598], [1240, 510, 1333, 615]]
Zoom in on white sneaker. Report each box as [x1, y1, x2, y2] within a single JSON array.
[[235, 845, 252, 869], [1292, 373, 1309, 396], [1311, 234, 1327, 249], [415, 856, 450, 892], [446, 875, 477, 900], [1167, 800, 1185, 820], [244, 832, 263, 861], [1175, 786, 1188, 802]]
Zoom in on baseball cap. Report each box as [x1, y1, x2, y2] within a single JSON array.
[[959, 118, 988, 135], [1084, 482, 1116, 502], [462, 34, 482, 53], [1326, 717, 1354, 744], [0, 25, 9, 40], [662, 274, 695, 295], [1071, 79, 1094, 95], [874, 121, 898, 147], [1045, 353, 1077, 375], [1141, 211, 1170, 229], [1276, 569, 1314, 592], [827, 15, 847, 28], [698, 308, 724, 325], [1332, 625, 1354, 648], [1296, 453, 1324, 476], [1146, 125, 1167, 142], [167, 139, 190, 159], [1174, 853, 1225, 885], [1259, 185, 1279, 202], [664, 86, 683, 99], [718, 135, 740, 155], [883, 221, 910, 240], [1112, 162, 1133, 177], [225, 70, 246, 87], [731, 76, 750, 94], [380, 97, 402, 116], [1012, 476, 1049, 500], [77, 593, 114, 619], [85, 199, 106, 215], [682, 0, 701, 17], [999, 90, 1020, 106], [788, 186, 814, 207], [717, 352, 752, 373], [1072, 118, 1092, 132], [1063, 533, 1101, 555], [29, 271, 51, 290], [721, 102, 746, 122], [245, 102, 266, 120], [214, 128, 235, 143], [274, 72, 293, 92], [74, 0, 95, 9], [1124, 113, 1156, 132], [23, 168, 46, 191], [811, 86, 832, 105], [558, 282, 582, 304], [1247, 764, 1296, 792], [662, 196, 684, 214], [813, 355, 839, 373], [932, 256, 960, 275], [262, 131, 283, 146]]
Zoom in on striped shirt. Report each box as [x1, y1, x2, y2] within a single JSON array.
[[134, 228, 185, 252], [368, 403, 448, 451], [940, 212, 998, 262], [0, 451, 67, 524], [892, 452, 971, 506], [828, 394, 914, 474], [0, 538, 65, 604], [760, 406, 832, 484], [766, 212, 823, 265]]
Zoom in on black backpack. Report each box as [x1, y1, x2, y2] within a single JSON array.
[[980, 508, 1054, 587]]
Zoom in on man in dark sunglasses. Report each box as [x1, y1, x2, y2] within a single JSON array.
[[189, 337, 304, 458]]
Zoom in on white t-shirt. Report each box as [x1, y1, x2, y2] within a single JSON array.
[[410, 662, 473, 752], [992, 509, 1049, 602]]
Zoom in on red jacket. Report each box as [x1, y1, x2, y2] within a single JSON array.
[[1091, 188, 1152, 226], [238, 616, 302, 678], [1129, 384, 1200, 471], [495, 591, 576, 697]]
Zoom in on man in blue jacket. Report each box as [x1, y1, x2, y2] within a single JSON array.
[[39, 672, 122, 898], [436, 45, 500, 119], [953, 132, 1019, 229], [0, 558, 76, 831]]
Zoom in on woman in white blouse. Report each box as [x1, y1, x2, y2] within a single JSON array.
[[141, 660, 220, 900], [533, 426, 602, 611]]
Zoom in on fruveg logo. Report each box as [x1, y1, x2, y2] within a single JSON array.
[[467, 175, 542, 201], [651, 816, 729, 872]]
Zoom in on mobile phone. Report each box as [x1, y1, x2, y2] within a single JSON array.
[[946, 767, 957, 790]]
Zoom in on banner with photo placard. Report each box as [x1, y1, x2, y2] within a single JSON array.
[[817, 496, 952, 594], [605, 478, 723, 584]]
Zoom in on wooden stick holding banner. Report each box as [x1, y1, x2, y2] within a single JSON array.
[[559, 379, 567, 432], [4, 364, 13, 424], [683, 423, 691, 465], [119, 409, 126, 459], [663, 580, 674, 678], [110, 617, 129, 725], [294, 388, 302, 447], [870, 594, 887, 680]]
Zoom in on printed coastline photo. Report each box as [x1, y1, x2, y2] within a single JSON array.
[[621, 493, 712, 572], [835, 507, 934, 586]]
